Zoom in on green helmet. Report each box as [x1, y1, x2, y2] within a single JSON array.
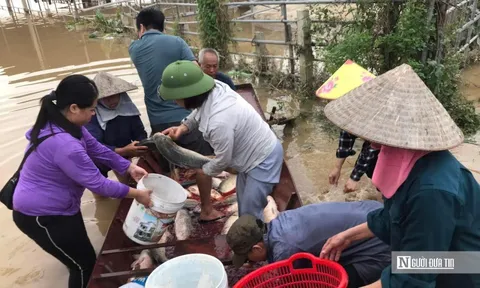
[[158, 60, 215, 100]]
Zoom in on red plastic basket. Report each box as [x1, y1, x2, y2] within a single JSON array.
[[233, 253, 348, 288]]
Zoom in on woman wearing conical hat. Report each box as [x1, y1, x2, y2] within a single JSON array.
[[317, 60, 380, 193], [85, 72, 148, 183], [319, 64, 480, 287]]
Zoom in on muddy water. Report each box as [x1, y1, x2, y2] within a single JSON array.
[[1, 14, 480, 288]]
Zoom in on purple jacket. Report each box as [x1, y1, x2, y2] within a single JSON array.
[[13, 124, 131, 216]]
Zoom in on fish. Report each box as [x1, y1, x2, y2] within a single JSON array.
[[187, 185, 223, 201], [182, 169, 197, 180], [192, 204, 202, 214], [221, 214, 239, 235], [131, 250, 155, 270], [187, 185, 200, 197], [151, 229, 174, 263], [218, 175, 237, 194], [184, 198, 200, 209], [134, 138, 157, 150], [210, 189, 223, 200], [151, 133, 212, 169], [263, 196, 279, 223], [174, 209, 193, 241], [212, 177, 223, 190], [226, 202, 238, 214], [216, 171, 231, 179], [215, 194, 238, 206]]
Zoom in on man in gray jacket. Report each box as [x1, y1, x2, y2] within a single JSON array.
[[160, 60, 283, 220]]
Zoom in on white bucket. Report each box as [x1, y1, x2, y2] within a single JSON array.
[[123, 174, 188, 245], [145, 253, 228, 288]]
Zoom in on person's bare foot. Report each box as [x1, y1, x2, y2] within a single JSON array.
[[199, 207, 225, 222]]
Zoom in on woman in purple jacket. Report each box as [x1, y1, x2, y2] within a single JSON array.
[[12, 75, 153, 288]]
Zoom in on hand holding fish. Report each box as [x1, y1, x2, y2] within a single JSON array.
[[127, 163, 148, 182], [118, 141, 148, 157], [161, 124, 189, 140]]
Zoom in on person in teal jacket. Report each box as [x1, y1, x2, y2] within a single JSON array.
[[319, 63, 480, 288]]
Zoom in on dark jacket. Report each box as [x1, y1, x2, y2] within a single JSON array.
[[368, 151, 480, 288], [216, 72, 236, 91], [85, 115, 147, 175]]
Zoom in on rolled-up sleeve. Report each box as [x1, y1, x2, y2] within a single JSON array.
[[202, 124, 234, 176], [181, 109, 199, 132], [379, 189, 458, 287], [82, 128, 131, 175], [367, 207, 391, 245], [336, 130, 356, 158], [54, 140, 129, 198]]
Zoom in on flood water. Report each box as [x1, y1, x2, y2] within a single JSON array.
[[1, 12, 480, 288]]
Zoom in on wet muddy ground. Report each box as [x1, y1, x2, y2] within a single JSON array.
[[1, 12, 480, 288]]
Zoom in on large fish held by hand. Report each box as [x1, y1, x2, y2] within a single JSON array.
[[137, 133, 212, 169]]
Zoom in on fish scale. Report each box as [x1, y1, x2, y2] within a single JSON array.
[[149, 133, 212, 169]]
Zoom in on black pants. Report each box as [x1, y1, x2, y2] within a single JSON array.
[[13, 210, 96, 288], [344, 264, 367, 288]]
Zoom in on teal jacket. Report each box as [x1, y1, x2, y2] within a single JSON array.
[[367, 151, 480, 288]]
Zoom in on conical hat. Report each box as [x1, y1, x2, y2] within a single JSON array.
[[324, 63, 464, 151], [316, 59, 376, 100], [93, 72, 138, 99]]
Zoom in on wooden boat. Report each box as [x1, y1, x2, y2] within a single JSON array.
[[87, 83, 302, 288]]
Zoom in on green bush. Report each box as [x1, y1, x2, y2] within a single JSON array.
[[197, 0, 232, 68]]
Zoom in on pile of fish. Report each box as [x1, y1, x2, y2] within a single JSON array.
[[126, 170, 280, 277], [184, 172, 237, 210]]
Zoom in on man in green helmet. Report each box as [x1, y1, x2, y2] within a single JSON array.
[[159, 61, 284, 221]]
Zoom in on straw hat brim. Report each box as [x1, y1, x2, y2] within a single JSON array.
[[93, 72, 138, 99], [323, 63, 464, 151]]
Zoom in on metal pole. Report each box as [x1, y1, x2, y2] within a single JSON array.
[[233, 6, 278, 20], [281, 3, 294, 74], [224, 0, 404, 6], [53, 0, 58, 15], [37, 0, 44, 18], [66, 0, 72, 14], [20, 0, 30, 14], [73, 0, 78, 20], [5, 0, 14, 17], [43, 0, 51, 16]]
